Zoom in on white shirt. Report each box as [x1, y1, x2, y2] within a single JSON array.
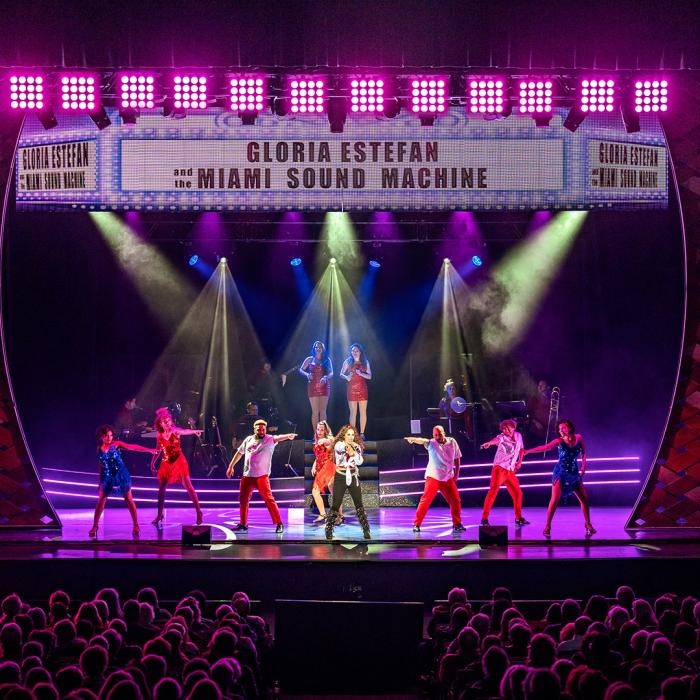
[[493, 431, 523, 471], [237, 434, 277, 477], [424, 437, 462, 481]]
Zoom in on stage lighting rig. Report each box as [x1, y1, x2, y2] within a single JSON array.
[[467, 76, 511, 119], [516, 78, 553, 127]]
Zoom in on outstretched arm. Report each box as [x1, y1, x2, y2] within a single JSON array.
[[404, 437, 429, 445], [272, 433, 297, 443], [175, 428, 203, 437], [524, 438, 561, 455], [480, 436, 500, 450], [226, 451, 243, 478], [114, 440, 158, 455]]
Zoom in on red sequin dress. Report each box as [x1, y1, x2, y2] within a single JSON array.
[[156, 432, 190, 484], [312, 442, 335, 493], [347, 362, 369, 401], [307, 360, 330, 398]]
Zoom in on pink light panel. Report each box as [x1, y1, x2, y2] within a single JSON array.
[[350, 78, 384, 113], [9, 75, 44, 110], [518, 79, 553, 113], [120, 74, 155, 109], [60, 74, 96, 111], [468, 79, 505, 114], [410, 77, 446, 113], [173, 75, 207, 110], [581, 79, 615, 112], [289, 78, 325, 113], [634, 79, 668, 113], [230, 76, 265, 112]]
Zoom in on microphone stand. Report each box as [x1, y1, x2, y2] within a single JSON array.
[[283, 422, 300, 477]]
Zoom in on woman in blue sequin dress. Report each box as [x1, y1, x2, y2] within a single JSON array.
[[524, 419, 596, 537], [89, 425, 158, 537]]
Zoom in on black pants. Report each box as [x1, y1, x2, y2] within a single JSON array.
[[329, 471, 364, 512]]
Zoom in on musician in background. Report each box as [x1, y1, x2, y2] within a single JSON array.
[[202, 415, 227, 476], [527, 379, 552, 440], [232, 402, 262, 451], [438, 379, 460, 419], [114, 397, 147, 436]]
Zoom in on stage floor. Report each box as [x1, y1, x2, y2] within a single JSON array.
[[1, 507, 699, 559]]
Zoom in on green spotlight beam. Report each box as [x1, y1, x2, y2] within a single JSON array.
[[89, 212, 196, 330], [317, 212, 363, 272], [483, 211, 588, 354]]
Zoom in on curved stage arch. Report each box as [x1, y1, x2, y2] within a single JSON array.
[[0, 75, 698, 531]]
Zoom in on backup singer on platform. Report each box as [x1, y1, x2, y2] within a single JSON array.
[[152, 408, 204, 527], [226, 419, 297, 533], [310, 420, 342, 524], [89, 425, 157, 538], [480, 419, 529, 527], [325, 425, 370, 540], [299, 340, 333, 433], [524, 419, 596, 537], [405, 425, 466, 533], [340, 343, 372, 440]]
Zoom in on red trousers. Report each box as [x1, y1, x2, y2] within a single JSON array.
[[481, 465, 523, 518], [239, 475, 282, 525], [414, 477, 462, 526]]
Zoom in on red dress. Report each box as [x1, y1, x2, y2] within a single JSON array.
[[347, 362, 369, 401], [307, 360, 330, 398], [312, 442, 335, 493], [156, 432, 190, 484]]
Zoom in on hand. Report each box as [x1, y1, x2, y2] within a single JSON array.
[[290, 433, 298, 439], [149, 449, 158, 455], [311, 466, 316, 476], [281, 374, 287, 387], [226, 466, 234, 479], [480, 442, 489, 450], [522, 449, 530, 455], [320, 376, 327, 384]]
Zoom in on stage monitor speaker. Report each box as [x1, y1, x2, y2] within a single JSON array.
[[275, 599, 423, 693], [479, 525, 508, 548], [182, 525, 211, 546]]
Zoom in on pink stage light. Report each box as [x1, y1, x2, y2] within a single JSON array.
[[410, 77, 447, 114], [120, 74, 155, 109], [350, 77, 385, 113], [173, 75, 207, 110], [634, 79, 668, 113], [580, 78, 615, 113], [289, 77, 325, 114], [518, 79, 553, 114], [59, 74, 97, 111], [468, 78, 506, 115], [9, 75, 44, 110], [229, 75, 265, 112]]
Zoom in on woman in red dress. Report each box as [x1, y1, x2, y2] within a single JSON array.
[[300, 340, 333, 433], [310, 420, 342, 523], [340, 343, 372, 440], [152, 408, 204, 526]]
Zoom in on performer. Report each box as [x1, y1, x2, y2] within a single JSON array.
[[325, 425, 370, 540], [310, 420, 342, 523], [524, 419, 596, 536], [226, 419, 297, 533], [299, 341, 333, 433], [405, 425, 466, 533], [340, 343, 372, 440], [89, 425, 157, 537], [480, 419, 529, 527], [152, 408, 204, 526], [438, 379, 459, 418]]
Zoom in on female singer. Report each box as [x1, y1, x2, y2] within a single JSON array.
[[310, 420, 342, 523], [325, 425, 370, 540], [340, 343, 372, 440], [524, 419, 596, 536], [89, 425, 157, 537], [152, 408, 204, 526], [299, 340, 333, 432]]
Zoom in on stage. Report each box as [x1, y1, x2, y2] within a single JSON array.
[[1, 507, 698, 603]]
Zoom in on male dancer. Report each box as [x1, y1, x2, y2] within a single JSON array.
[[480, 419, 529, 526], [226, 419, 297, 533], [404, 425, 466, 533]]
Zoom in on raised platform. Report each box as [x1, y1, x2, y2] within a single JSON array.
[[1, 507, 698, 603]]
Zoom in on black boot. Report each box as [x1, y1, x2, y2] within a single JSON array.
[[356, 506, 371, 540], [325, 511, 336, 541]]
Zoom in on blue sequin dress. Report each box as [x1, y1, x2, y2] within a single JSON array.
[[98, 445, 132, 497], [552, 440, 583, 500]]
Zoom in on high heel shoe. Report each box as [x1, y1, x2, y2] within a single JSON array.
[[88, 526, 98, 537], [151, 514, 164, 526], [335, 514, 345, 526], [313, 514, 326, 523], [196, 511, 203, 526], [542, 525, 551, 536], [132, 525, 140, 537], [585, 525, 597, 536]]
